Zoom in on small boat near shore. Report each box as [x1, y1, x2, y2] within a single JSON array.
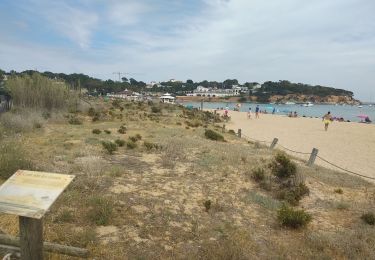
[[303, 102, 314, 107]]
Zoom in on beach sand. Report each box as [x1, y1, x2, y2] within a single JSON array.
[[220, 110, 375, 181]]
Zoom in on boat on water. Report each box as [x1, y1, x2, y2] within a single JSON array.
[[285, 101, 296, 105], [358, 105, 363, 108], [303, 102, 314, 107]]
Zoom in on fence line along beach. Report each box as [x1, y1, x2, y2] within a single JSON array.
[[216, 110, 375, 180]]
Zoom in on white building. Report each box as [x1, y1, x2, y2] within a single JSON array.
[[160, 93, 175, 104], [188, 85, 247, 97]]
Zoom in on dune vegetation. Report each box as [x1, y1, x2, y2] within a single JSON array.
[[0, 85, 374, 258]]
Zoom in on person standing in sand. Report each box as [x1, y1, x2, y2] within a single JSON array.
[[323, 111, 332, 131], [255, 105, 260, 119]]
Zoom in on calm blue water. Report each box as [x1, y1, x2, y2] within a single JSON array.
[[179, 101, 375, 123]]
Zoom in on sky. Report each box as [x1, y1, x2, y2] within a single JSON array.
[[0, 0, 374, 100]]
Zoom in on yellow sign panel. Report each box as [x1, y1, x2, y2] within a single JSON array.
[[0, 170, 75, 219]]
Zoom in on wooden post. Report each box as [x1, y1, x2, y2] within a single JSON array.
[[307, 148, 319, 166], [200, 100, 203, 110], [270, 138, 279, 149], [237, 129, 242, 138], [19, 217, 43, 260], [222, 124, 225, 133]]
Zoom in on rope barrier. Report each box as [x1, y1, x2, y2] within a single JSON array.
[[316, 155, 375, 181], [238, 131, 375, 181], [276, 144, 311, 155]]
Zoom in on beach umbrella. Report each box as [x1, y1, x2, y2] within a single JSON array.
[[357, 114, 369, 119]]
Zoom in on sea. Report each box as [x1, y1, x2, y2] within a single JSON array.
[[179, 101, 375, 124]]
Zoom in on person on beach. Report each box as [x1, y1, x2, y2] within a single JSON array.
[[255, 105, 260, 118], [272, 108, 276, 114], [323, 111, 332, 131], [247, 107, 252, 119]]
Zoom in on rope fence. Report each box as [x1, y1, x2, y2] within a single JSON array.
[[234, 128, 375, 181]]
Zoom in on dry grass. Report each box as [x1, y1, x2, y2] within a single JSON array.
[[0, 99, 374, 259]]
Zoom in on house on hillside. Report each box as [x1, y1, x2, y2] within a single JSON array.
[[160, 93, 175, 104]]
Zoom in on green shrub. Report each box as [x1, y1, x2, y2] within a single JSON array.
[[104, 130, 111, 134], [251, 168, 266, 182], [186, 120, 202, 128], [277, 204, 312, 229], [54, 209, 74, 223], [204, 129, 225, 141], [151, 106, 161, 113], [228, 129, 236, 135], [0, 141, 33, 179], [88, 107, 96, 117], [92, 129, 101, 134], [101, 141, 118, 154], [143, 141, 160, 151], [361, 212, 375, 225], [118, 125, 127, 134], [270, 153, 297, 178], [129, 134, 142, 143], [135, 134, 142, 140], [86, 196, 114, 226], [92, 113, 100, 122], [204, 200, 211, 212], [277, 183, 310, 206], [126, 141, 137, 149], [68, 116, 82, 125], [334, 188, 343, 194], [115, 139, 125, 147]]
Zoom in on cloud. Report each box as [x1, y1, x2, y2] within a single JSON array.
[[21, 1, 99, 48], [0, 0, 374, 99]]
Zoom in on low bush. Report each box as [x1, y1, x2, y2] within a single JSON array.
[[115, 139, 125, 147], [101, 141, 118, 154], [361, 212, 375, 225], [204, 200, 212, 212], [334, 188, 343, 194], [118, 125, 127, 134], [143, 141, 160, 151], [277, 183, 310, 206], [129, 134, 142, 143], [186, 120, 202, 128], [204, 129, 225, 141], [151, 106, 161, 113], [88, 107, 96, 117], [228, 129, 236, 135], [0, 141, 33, 179], [104, 130, 111, 134], [92, 129, 101, 134], [270, 153, 297, 178], [126, 141, 137, 149], [86, 196, 114, 226], [68, 116, 82, 125], [277, 204, 312, 229], [251, 168, 266, 182], [54, 209, 74, 223], [0, 111, 44, 133]]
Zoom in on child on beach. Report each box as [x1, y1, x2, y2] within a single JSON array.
[[323, 111, 332, 131], [247, 107, 252, 119]]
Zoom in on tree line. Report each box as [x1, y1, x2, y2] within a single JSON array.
[[0, 69, 353, 99]]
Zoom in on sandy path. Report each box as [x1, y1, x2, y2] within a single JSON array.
[[221, 111, 375, 180]]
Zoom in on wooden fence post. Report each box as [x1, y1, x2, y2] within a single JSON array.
[[19, 217, 43, 260], [222, 124, 225, 133], [237, 129, 242, 138], [200, 100, 203, 110], [307, 148, 319, 166], [270, 138, 278, 149]]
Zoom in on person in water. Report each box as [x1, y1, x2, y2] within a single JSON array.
[[323, 111, 332, 131], [255, 105, 260, 118]]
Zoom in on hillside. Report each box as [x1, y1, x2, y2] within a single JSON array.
[[0, 99, 374, 259]]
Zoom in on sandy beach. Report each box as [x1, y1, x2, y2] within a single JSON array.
[[220, 110, 375, 181]]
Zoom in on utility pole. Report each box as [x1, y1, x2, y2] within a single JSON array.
[[113, 72, 128, 82]]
